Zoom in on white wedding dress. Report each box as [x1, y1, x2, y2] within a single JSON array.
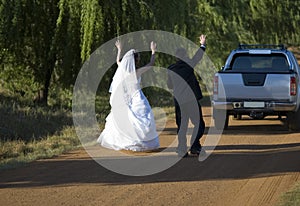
[[97, 49, 159, 151]]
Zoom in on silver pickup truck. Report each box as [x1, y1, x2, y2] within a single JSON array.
[[212, 44, 300, 131]]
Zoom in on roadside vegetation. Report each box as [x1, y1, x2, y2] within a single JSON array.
[[279, 183, 300, 206], [0, 89, 79, 169]]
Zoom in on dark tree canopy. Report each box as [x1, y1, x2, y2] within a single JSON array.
[[0, 0, 299, 105]]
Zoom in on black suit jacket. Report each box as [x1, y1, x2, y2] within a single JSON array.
[[167, 46, 205, 103]]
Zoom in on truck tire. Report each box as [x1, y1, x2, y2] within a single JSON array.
[[287, 108, 300, 131], [213, 109, 229, 130], [233, 114, 242, 120]]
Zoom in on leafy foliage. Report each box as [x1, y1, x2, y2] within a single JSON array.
[[0, 0, 300, 105]]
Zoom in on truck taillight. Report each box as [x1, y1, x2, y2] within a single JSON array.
[[290, 76, 297, 96], [214, 76, 218, 95]]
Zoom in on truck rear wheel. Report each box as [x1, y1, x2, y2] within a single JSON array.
[[233, 114, 242, 120], [213, 109, 229, 130], [287, 108, 300, 131]]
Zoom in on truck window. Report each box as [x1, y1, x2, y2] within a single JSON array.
[[232, 57, 252, 70], [230, 54, 290, 72]]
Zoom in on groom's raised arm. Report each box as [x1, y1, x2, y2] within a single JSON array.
[[189, 34, 206, 68]]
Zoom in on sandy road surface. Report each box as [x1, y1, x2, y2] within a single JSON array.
[[0, 107, 300, 206]]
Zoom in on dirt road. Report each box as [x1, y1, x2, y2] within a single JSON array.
[[0, 107, 300, 206]]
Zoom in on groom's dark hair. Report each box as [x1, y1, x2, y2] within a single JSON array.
[[134, 52, 140, 66]]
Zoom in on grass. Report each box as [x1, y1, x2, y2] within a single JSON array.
[[0, 90, 81, 170], [278, 183, 300, 206], [0, 126, 80, 169], [0, 93, 73, 141]]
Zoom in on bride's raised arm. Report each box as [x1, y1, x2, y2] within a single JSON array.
[[136, 41, 157, 76], [115, 40, 122, 66]]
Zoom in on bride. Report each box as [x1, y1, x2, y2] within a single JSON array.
[[97, 40, 160, 151]]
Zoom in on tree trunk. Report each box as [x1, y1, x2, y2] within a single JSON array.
[[42, 53, 57, 105], [34, 53, 56, 105]]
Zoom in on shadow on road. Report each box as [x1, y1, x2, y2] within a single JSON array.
[[0, 142, 300, 188]]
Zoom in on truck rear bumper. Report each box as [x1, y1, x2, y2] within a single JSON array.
[[212, 101, 297, 112]]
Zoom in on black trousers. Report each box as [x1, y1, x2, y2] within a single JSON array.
[[174, 99, 205, 152]]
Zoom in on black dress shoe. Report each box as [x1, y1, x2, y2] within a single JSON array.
[[190, 148, 206, 156]]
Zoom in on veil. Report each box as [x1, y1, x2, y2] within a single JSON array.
[[109, 49, 139, 107], [107, 49, 141, 138]]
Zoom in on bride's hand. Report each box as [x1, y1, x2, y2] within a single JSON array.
[[115, 40, 122, 51], [150, 41, 156, 54]]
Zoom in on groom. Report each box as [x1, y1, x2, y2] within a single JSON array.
[[167, 34, 206, 157]]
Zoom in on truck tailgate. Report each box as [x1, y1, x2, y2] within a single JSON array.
[[217, 73, 291, 100]]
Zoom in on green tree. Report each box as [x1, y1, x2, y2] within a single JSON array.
[[1, 0, 300, 106], [0, 0, 62, 104], [250, 0, 300, 45]]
